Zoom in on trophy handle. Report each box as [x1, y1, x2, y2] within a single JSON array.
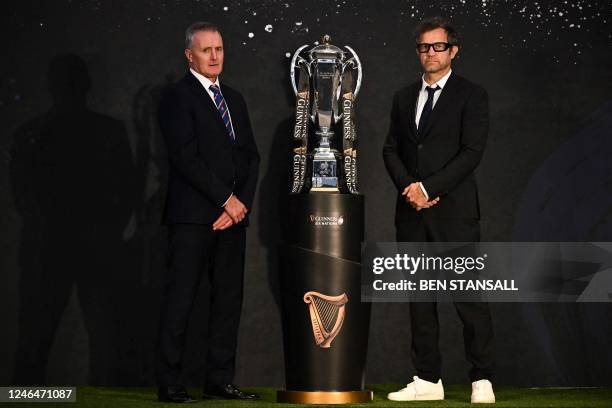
[[290, 44, 310, 96], [344, 45, 362, 98]]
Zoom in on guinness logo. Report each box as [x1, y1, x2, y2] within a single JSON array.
[[309, 214, 344, 226]]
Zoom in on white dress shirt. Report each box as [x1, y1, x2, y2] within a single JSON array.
[[414, 69, 452, 201], [415, 68, 452, 128], [189, 68, 234, 207]]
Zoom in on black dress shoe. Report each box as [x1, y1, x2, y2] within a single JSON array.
[[202, 384, 259, 400], [158, 385, 196, 403]]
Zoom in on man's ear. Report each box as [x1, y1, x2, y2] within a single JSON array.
[[450, 45, 459, 59], [184, 48, 192, 63]]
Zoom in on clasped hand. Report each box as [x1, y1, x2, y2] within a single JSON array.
[[212, 195, 248, 231], [402, 182, 440, 211]]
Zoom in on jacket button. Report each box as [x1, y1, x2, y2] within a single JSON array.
[[417, 144, 423, 150]]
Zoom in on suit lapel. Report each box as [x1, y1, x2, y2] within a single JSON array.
[[185, 72, 229, 134], [419, 71, 459, 140], [406, 83, 420, 143]]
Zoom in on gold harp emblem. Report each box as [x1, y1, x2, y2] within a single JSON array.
[[303, 291, 348, 348]]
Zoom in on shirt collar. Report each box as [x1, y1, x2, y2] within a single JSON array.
[[420, 69, 452, 92], [190, 68, 220, 91]]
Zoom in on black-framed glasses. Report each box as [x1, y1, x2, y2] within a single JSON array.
[[416, 42, 452, 53]]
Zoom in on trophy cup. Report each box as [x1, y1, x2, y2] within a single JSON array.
[[278, 36, 372, 405], [290, 34, 362, 194]]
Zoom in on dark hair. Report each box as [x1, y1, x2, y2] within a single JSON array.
[[413, 16, 460, 46], [185, 21, 220, 48]]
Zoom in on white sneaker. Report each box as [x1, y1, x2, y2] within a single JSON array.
[[471, 379, 495, 403], [387, 376, 444, 401]]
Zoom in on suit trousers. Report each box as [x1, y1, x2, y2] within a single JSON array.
[[396, 215, 495, 382], [156, 223, 246, 387]]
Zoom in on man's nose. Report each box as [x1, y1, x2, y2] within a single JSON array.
[[427, 46, 436, 56], [211, 49, 217, 60]]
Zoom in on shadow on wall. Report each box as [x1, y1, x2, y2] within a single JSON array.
[[131, 74, 174, 287], [9, 54, 141, 385], [257, 55, 295, 312], [512, 100, 612, 386], [128, 73, 177, 384]]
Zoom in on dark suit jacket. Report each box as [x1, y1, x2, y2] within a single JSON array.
[[159, 72, 260, 225], [383, 72, 488, 222]]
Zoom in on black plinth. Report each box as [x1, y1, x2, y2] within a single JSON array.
[[278, 194, 372, 404]]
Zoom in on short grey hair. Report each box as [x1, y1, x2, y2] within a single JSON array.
[[185, 21, 220, 48]]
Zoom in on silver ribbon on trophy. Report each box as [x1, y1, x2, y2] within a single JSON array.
[[290, 34, 362, 194]]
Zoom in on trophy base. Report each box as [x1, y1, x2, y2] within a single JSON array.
[[311, 175, 339, 192], [277, 390, 373, 404], [312, 154, 338, 192], [310, 186, 340, 192]]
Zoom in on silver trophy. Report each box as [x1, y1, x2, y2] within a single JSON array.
[[290, 34, 362, 194]]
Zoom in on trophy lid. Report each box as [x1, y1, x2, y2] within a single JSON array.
[[309, 34, 344, 60]]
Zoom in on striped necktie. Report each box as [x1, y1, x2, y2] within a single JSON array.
[[209, 84, 235, 142]]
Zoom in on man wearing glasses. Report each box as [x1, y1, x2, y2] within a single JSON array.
[[383, 17, 495, 403]]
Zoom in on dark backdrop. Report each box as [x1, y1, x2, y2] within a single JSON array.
[[2, 0, 611, 387]]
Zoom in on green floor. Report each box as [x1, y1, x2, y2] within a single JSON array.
[[6, 385, 612, 407]]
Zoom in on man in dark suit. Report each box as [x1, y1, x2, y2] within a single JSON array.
[[156, 22, 260, 403], [383, 17, 495, 403]]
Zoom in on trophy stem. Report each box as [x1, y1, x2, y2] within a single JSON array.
[[316, 129, 334, 149]]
